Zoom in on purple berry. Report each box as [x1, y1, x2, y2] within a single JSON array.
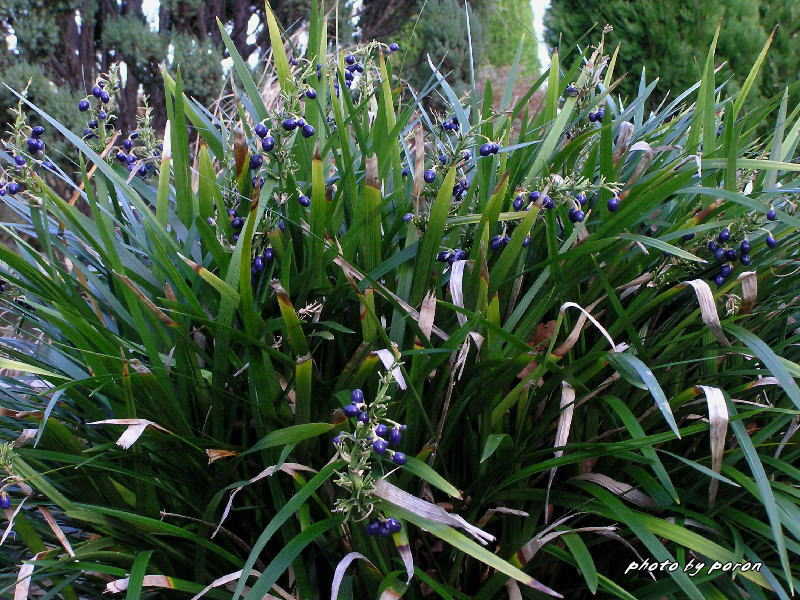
[[389, 43, 400, 52], [351, 388, 364, 404], [262, 136, 276, 152], [522, 235, 531, 247], [740, 240, 750, 254], [301, 124, 316, 138], [373, 439, 388, 454], [386, 518, 401, 533], [123, 139, 133, 150], [708, 241, 718, 252], [343, 404, 359, 418], [345, 54, 356, 65], [7, 182, 19, 194], [375, 423, 389, 438], [31, 125, 45, 137], [231, 216, 245, 230], [513, 194, 524, 211], [714, 274, 725, 287], [250, 154, 263, 169], [479, 143, 493, 157], [100, 91, 110, 103], [588, 112, 598, 122], [389, 428, 402, 446], [0, 493, 10, 509], [424, 169, 436, 183], [98, 110, 107, 120], [92, 85, 102, 98], [718, 228, 731, 243], [565, 85, 579, 97], [607, 197, 620, 212], [489, 235, 503, 250], [391, 452, 407, 465], [298, 195, 311, 207], [725, 248, 737, 261], [126, 154, 137, 164], [365, 521, 381, 536], [528, 191, 540, 202], [252, 256, 265, 272], [767, 208, 777, 221], [740, 254, 751, 266], [305, 88, 317, 99], [576, 192, 587, 206], [358, 411, 369, 423], [116, 151, 127, 162], [714, 248, 726, 261], [282, 118, 297, 131], [766, 234, 777, 248], [264, 248, 274, 261], [569, 209, 585, 223], [596, 109, 605, 122], [14, 155, 26, 166], [720, 264, 732, 277], [378, 523, 392, 537], [682, 232, 695, 241], [78, 99, 90, 111], [401, 167, 410, 178], [402, 212, 413, 222], [254, 123, 268, 138], [541, 196, 554, 209]]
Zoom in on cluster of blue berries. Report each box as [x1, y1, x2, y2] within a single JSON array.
[[78, 81, 113, 139], [281, 116, 315, 139], [588, 109, 605, 123], [113, 131, 158, 177], [706, 224, 777, 287], [365, 516, 401, 537], [338, 388, 408, 465], [250, 247, 275, 285], [253, 122, 276, 154], [437, 248, 468, 264], [441, 116, 460, 132], [479, 142, 501, 157]]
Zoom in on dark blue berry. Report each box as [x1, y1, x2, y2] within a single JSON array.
[[378, 523, 392, 537], [460, 149, 472, 161], [262, 136, 276, 152], [31, 125, 45, 137], [298, 195, 311, 207], [423, 169, 436, 183], [232, 217, 245, 230], [682, 232, 695, 241], [305, 88, 317, 99], [490, 142, 500, 153], [725, 248, 737, 261], [0, 188, 5, 196], [7, 182, 20, 194], [489, 235, 503, 250], [345, 54, 356, 65], [767, 209, 777, 221], [522, 235, 531, 247], [0, 493, 10, 509], [714, 274, 725, 287], [123, 139, 133, 151], [88, 120, 98, 129], [13, 155, 25, 166], [254, 123, 268, 138], [250, 154, 263, 169], [437, 250, 452, 262], [389, 43, 400, 52], [479, 143, 493, 157], [740, 240, 751, 254], [740, 254, 751, 266], [576, 192, 587, 206], [596, 109, 605, 121], [26, 138, 42, 152], [375, 423, 389, 438], [386, 518, 401, 533], [83, 129, 95, 138], [588, 112, 598, 122], [301, 124, 316, 138], [569, 209, 585, 223], [100, 91, 110, 103], [439, 154, 447, 165], [714, 248, 726, 261], [358, 411, 369, 423], [708, 241, 718, 252], [392, 452, 407, 465], [282, 118, 297, 131], [365, 521, 381, 536], [129, 131, 139, 139], [264, 248, 275, 261], [41, 160, 54, 169], [401, 167, 410, 178], [528, 191, 540, 202], [278, 220, 286, 231], [542, 196, 555, 209], [373, 439, 388, 454], [98, 110, 107, 120], [116, 151, 127, 162], [92, 85, 102, 98], [126, 154, 137, 164], [565, 85, 579, 97], [403, 212, 413, 222], [351, 388, 364, 403], [607, 197, 620, 212], [766, 235, 777, 248], [343, 404, 359, 418], [253, 256, 265, 272], [720, 264, 732, 277], [290, 58, 299, 66], [718, 228, 731, 243], [78, 99, 90, 111], [389, 428, 402, 446]]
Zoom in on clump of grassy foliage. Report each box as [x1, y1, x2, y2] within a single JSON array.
[[0, 3, 799, 599]]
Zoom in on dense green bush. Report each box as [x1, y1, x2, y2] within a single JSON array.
[[1, 2, 800, 599], [544, 0, 799, 105]]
